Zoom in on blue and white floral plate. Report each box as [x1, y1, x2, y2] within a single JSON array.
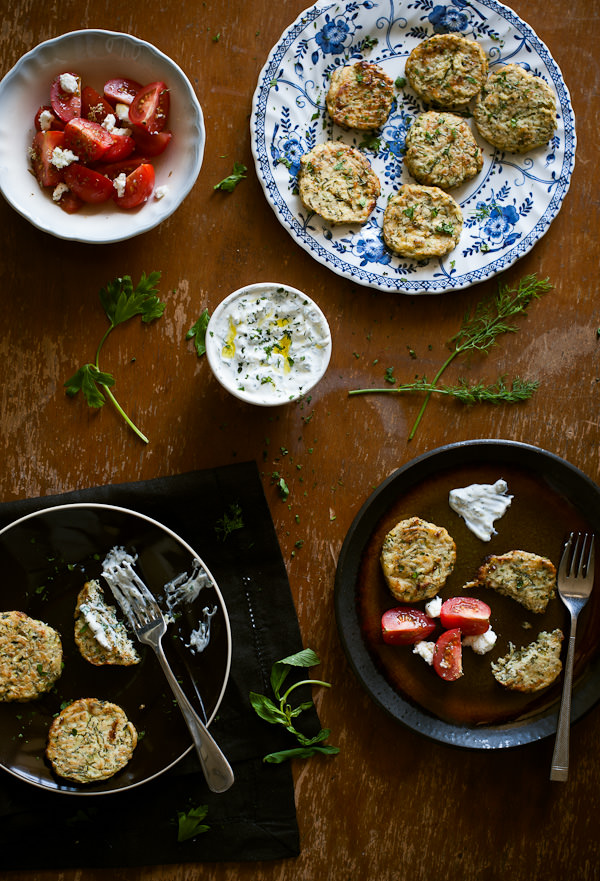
[[250, 0, 576, 293]]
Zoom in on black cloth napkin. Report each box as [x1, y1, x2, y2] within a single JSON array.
[[0, 462, 314, 870]]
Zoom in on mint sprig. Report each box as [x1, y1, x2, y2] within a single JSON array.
[[249, 648, 339, 763]]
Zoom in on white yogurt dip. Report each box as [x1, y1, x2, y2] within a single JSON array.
[[205, 283, 332, 406], [448, 479, 513, 541]]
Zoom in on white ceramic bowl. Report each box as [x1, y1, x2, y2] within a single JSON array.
[[0, 30, 205, 243], [206, 282, 332, 406]]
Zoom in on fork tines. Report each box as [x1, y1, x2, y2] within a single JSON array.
[[563, 532, 595, 578], [102, 553, 163, 631]]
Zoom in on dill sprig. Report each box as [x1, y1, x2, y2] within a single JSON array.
[[349, 273, 552, 439]]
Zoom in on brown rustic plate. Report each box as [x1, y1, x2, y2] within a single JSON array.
[[335, 440, 600, 748], [0, 504, 231, 793]]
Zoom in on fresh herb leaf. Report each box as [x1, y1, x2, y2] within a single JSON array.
[[214, 161, 247, 192], [263, 744, 340, 764], [177, 805, 210, 841], [349, 273, 551, 439], [98, 272, 164, 327], [186, 308, 211, 356], [249, 648, 339, 763], [65, 272, 165, 443], [64, 364, 115, 407], [214, 502, 244, 540]]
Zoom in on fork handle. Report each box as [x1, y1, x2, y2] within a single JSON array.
[[550, 615, 577, 782], [154, 643, 235, 793]]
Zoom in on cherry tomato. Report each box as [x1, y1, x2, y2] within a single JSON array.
[[129, 81, 169, 133], [381, 607, 436, 645], [63, 118, 115, 163], [100, 134, 136, 163], [50, 73, 81, 122], [81, 86, 114, 124], [34, 105, 64, 132], [64, 164, 114, 203], [95, 157, 149, 179], [439, 597, 491, 636], [103, 77, 143, 106], [30, 131, 65, 188], [130, 125, 172, 156], [56, 188, 84, 214], [433, 628, 463, 681], [113, 163, 155, 209]]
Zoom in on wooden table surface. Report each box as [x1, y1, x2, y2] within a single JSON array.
[[1, 0, 598, 879]]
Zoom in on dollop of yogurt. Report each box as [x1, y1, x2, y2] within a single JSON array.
[[207, 284, 331, 405], [448, 479, 513, 542]]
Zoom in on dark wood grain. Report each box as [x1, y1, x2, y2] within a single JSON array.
[[1, 0, 599, 878]]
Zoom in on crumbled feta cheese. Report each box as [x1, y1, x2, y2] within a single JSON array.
[[413, 640, 436, 665], [38, 109, 55, 131], [154, 185, 169, 200], [425, 595, 442, 618], [463, 627, 497, 655], [52, 182, 70, 202], [115, 102, 130, 123], [102, 113, 117, 132], [51, 146, 78, 169], [59, 72, 79, 94], [113, 172, 127, 198]]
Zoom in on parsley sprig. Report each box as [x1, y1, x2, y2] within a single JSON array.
[[349, 273, 551, 439], [65, 272, 165, 444], [249, 648, 339, 764], [214, 161, 247, 192], [177, 804, 209, 841]]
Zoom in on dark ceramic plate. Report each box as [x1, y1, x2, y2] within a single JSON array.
[[0, 504, 231, 794], [335, 440, 600, 749]]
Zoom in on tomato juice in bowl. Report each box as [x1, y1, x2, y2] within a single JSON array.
[[0, 30, 204, 243], [205, 283, 332, 406]]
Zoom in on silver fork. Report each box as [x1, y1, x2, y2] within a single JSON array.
[[103, 556, 234, 793], [550, 532, 595, 782]]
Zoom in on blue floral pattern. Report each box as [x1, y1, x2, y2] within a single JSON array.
[[251, 1, 576, 293]]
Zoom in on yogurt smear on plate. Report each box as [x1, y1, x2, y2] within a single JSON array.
[[448, 479, 513, 541], [206, 283, 331, 405]]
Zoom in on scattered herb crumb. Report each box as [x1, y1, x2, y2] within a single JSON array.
[[215, 503, 244, 541]]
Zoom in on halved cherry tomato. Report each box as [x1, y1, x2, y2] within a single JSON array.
[[50, 73, 81, 122], [103, 77, 143, 106], [130, 125, 172, 156], [63, 118, 114, 164], [64, 164, 114, 203], [381, 607, 436, 646], [95, 156, 149, 180], [56, 188, 84, 214], [30, 131, 65, 187], [433, 628, 463, 681], [34, 105, 64, 132], [439, 597, 491, 636], [129, 81, 169, 133], [99, 134, 136, 163], [81, 86, 114, 124], [113, 163, 155, 209]]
